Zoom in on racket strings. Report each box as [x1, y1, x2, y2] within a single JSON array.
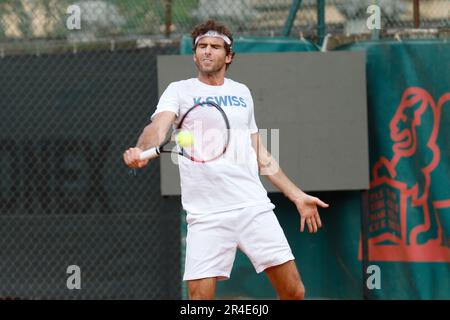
[[179, 104, 229, 162]]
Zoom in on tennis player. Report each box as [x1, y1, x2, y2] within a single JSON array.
[[123, 20, 329, 300]]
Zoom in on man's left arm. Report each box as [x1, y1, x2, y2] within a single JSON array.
[[251, 133, 329, 233]]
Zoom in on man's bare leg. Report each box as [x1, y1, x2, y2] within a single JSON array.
[[265, 260, 305, 300], [188, 277, 217, 300]]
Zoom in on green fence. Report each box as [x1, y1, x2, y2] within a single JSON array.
[[0, 44, 181, 299]]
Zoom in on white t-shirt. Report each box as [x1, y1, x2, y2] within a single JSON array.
[[151, 78, 272, 214]]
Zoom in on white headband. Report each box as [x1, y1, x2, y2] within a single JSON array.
[[194, 30, 232, 46]]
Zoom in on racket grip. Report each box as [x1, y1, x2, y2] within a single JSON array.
[[139, 147, 160, 160]]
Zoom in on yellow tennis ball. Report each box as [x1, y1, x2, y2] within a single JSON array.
[[177, 130, 194, 147]]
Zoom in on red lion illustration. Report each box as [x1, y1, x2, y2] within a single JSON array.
[[364, 87, 450, 262]]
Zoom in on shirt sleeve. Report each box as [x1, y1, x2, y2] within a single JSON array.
[[248, 90, 259, 134], [150, 82, 180, 121]]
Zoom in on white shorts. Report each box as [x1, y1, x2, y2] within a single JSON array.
[[183, 203, 295, 281]]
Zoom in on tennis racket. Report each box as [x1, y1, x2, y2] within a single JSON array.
[[140, 101, 230, 163]]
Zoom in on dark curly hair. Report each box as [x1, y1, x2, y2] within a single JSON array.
[[191, 20, 235, 69]]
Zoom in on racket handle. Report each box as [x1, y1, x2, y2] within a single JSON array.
[[139, 147, 160, 160]]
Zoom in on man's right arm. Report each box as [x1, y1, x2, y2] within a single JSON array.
[[123, 111, 177, 169]]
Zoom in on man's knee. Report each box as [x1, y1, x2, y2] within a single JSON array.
[[189, 288, 213, 300], [188, 278, 216, 300], [283, 282, 305, 300], [189, 291, 210, 300]]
